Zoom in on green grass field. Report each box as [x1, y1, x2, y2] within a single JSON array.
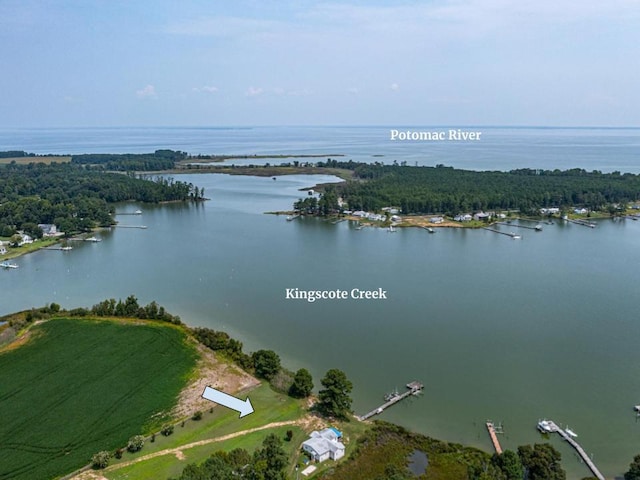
[[0, 318, 197, 480], [105, 383, 306, 479]]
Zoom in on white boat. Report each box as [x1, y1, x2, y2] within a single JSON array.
[[510, 232, 521, 239], [565, 427, 578, 438], [134, 210, 142, 215], [537, 420, 554, 433], [427, 228, 435, 233], [84, 237, 101, 242], [0, 261, 19, 269], [60, 246, 73, 251]]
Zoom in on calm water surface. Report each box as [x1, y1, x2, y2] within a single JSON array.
[[2, 127, 640, 479]]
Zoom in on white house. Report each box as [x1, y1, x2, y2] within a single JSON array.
[[302, 428, 345, 463], [19, 234, 33, 246], [454, 214, 472, 222], [574, 208, 588, 214], [0, 244, 6, 255], [540, 207, 560, 215], [38, 224, 58, 236], [429, 216, 444, 224]]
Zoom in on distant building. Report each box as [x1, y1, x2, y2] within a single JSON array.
[[0, 245, 6, 255], [540, 207, 560, 215], [574, 208, 588, 214], [19, 234, 33, 246], [390, 215, 402, 222], [473, 212, 491, 221], [38, 224, 58, 236], [454, 214, 472, 222], [302, 428, 345, 463], [429, 216, 444, 224]]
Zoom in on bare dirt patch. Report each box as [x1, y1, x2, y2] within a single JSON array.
[[172, 340, 260, 419]]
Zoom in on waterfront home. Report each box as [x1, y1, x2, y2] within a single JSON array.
[[540, 207, 560, 215], [352, 211, 367, 218], [302, 428, 345, 463], [18, 234, 33, 246], [0, 245, 6, 255], [473, 212, 491, 221], [430, 216, 444, 224], [37, 224, 58, 236], [391, 215, 402, 222], [574, 208, 588, 214], [454, 214, 472, 222]]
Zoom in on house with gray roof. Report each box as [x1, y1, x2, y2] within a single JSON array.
[[301, 428, 345, 463]]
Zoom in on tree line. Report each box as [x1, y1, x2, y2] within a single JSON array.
[[71, 149, 188, 171], [306, 161, 640, 215], [0, 162, 204, 237]]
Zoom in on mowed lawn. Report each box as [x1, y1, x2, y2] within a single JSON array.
[[0, 318, 197, 480]]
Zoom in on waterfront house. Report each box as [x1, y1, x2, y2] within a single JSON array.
[[19, 234, 33, 246], [454, 214, 472, 222], [540, 207, 560, 215], [302, 428, 345, 463], [430, 216, 444, 224], [574, 208, 588, 214], [38, 224, 58, 236], [473, 212, 491, 221], [390, 215, 402, 222], [0, 245, 6, 255]]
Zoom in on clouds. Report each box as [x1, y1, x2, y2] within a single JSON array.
[[1, 1, 639, 126]]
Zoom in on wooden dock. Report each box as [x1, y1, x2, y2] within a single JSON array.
[[564, 218, 596, 228], [358, 381, 423, 421], [495, 222, 542, 231], [481, 227, 521, 238], [112, 225, 148, 229], [538, 420, 604, 480], [485, 421, 503, 454]]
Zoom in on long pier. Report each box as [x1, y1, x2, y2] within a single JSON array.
[[564, 218, 596, 228], [481, 227, 521, 238], [495, 222, 542, 231], [112, 225, 148, 229], [485, 421, 503, 454], [358, 381, 423, 421], [538, 420, 604, 480]]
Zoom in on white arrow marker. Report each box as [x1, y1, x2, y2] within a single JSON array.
[[201, 386, 255, 418]]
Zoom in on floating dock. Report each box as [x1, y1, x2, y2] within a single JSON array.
[[358, 381, 423, 421], [485, 421, 503, 454], [537, 420, 604, 480]]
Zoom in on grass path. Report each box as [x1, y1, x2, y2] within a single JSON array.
[[103, 419, 301, 472]]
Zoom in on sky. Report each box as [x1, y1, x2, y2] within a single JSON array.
[[0, 0, 639, 127]]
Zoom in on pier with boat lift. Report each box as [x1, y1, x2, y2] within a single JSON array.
[[495, 222, 543, 231], [563, 217, 596, 228], [481, 227, 521, 239], [357, 381, 423, 421], [537, 420, 604, 480]]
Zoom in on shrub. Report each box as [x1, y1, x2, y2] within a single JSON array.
[[161, 424, 174, 436], [91, 450, 111, 469], [127, 435, 145, 453], [192, 410, 203, 421]]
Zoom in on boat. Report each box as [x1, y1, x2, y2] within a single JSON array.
[[134, 209, 142, 215], [286, 216, 293, 221], [384, 388, 400, 401], [60, 246, 73, 251], [427, 227, 435, 233], [84, 237, 101, 242], [510, 232, 521, 239], [537, 420, 554, 434], [565, 427, 578, 438], [634, 405, 640, 413], [535, 225, 543, 231], [388, 226, 396, 233], [0, 261, 19, 269]]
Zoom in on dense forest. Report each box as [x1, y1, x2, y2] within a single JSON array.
[[71, 149, 188, 171], [0, 161, 203, 237], [310, 160, 640, 215]]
